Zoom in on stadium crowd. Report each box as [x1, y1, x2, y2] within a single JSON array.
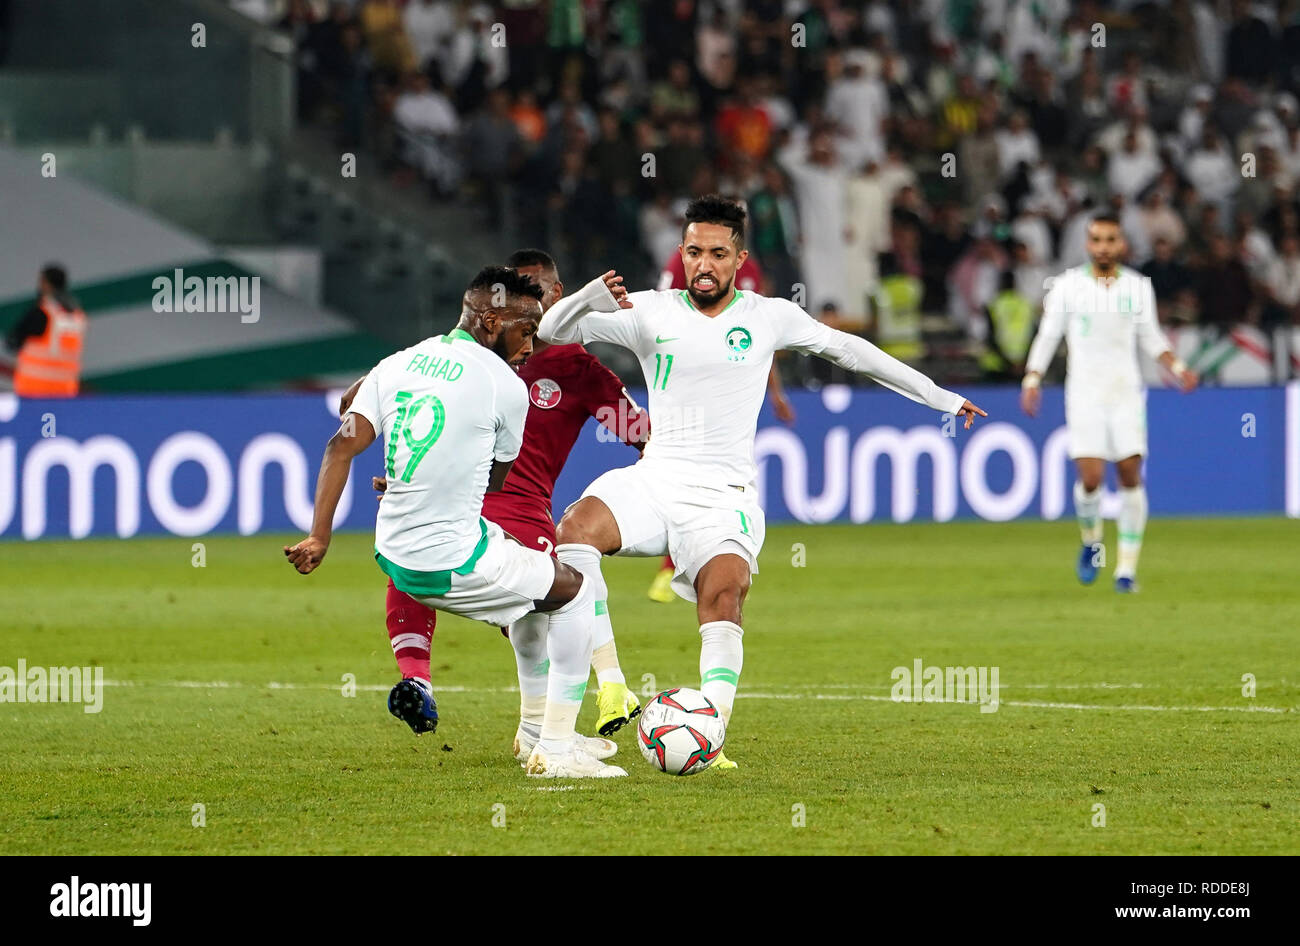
[[229, 0, 1300, 379]]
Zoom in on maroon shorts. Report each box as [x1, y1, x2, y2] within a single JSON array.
[[481, 494, 556, 558]]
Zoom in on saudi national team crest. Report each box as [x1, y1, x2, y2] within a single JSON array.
[[724, 326, 753, 362], [529, 378, 562, 409]]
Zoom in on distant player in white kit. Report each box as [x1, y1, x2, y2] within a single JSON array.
[[1021, 212, 1198, 592], [284, 266, 628, 779], [539, 195, 986, 768]]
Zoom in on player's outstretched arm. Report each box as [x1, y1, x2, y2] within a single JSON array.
[[284, 413, 376, 575], [1021, 284, 1067, 417], [808, 324, 986, 427], [536, 270, 632, 345]]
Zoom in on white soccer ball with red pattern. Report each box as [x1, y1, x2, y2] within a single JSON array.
[[636, 687, 726, 776]]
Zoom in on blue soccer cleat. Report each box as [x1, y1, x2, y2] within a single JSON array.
[[1114, 576, 1139, 594], [388, 678, 438, 734], [1076, 543, 1104, 585]]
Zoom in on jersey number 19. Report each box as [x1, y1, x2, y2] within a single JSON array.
[[386, 390, 446, 483]]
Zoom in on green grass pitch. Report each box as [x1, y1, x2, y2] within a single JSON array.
[[1, 517, 1296, 855]]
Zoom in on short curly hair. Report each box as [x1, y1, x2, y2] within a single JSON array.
[[682, 194, 746, 248], [465, 265, 545, 303]]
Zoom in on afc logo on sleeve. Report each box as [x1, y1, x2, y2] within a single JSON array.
[[529, 378, 562, 409]]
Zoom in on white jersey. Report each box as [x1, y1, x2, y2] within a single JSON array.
[[546, 286, 965, 485], [348, 328, 528, 573], [1026, 265, 1170, 405]]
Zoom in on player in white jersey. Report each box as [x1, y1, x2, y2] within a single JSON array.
[[1021, 212, 1198, 592], [284, 266, 630, 778], [538, 195, 986, 769]]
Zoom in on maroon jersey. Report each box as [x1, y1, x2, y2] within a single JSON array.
[[481, 342, 646, 547]]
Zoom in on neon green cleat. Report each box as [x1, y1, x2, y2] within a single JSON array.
[[647, 566, 675, 603], [595, 681, 641, 736], [710, 751, 738, 770]]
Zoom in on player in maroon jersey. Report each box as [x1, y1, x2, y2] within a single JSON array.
[[339, 250, 648, 751], [645, 246, 797, 602]]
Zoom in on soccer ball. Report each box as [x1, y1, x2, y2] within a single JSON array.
[[637, 688, 726, 775]]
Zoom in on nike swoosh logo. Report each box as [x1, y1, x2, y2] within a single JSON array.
[[655, 335, 680, 343]]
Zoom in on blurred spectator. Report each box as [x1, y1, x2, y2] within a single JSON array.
[[441, 3, 508, 113], [650, 60, 701, 122], [1196, 235, 1256, 327], [403, 0, 453, 74], [716, 76, 774, 169], [1178, 85, 1216, 149], [843, 158, 891, 324], [1137, 189, 1188, 252], [1142, 237, 1196, 323], [462, 88, 522, 227], [358, 0, 415, 78], [1225, 0, 1276, 85], [919, 202, 972, 313], [777, 126, 848, 312], [1109, 132, 1162, 203], [958, 105, 1001, 209], [747, 163, 801, 298], [508, 89, 547, 148], [1262, 232, 1300, 328], [995, 110, 1040, 183], [1183, 126, 1239, 217], [979, 269, 1035, 381], [825, 52, 888, 173], [394, 72, 461, 195]]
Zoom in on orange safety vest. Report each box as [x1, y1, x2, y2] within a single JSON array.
[[14, 297, 87, 398]]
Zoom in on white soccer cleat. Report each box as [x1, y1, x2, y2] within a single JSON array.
[[514, 727, 617, 763], [524, 742, 627, 778]]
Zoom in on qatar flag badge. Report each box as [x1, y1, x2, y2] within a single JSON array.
[[529, 378, 562, 409]]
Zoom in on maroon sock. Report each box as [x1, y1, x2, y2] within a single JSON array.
[[385, 579, 435, 682]]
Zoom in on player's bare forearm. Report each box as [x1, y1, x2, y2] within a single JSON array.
[[284, 415, 375, 574], [486, 458, 514, 493], [767, 363, 796, 425]]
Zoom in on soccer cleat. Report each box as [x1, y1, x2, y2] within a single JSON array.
[[710, 751, 738, 770], [595, 681, 642, 736], [525, 743, 628, 778], [1076, 543, 1104, 585], [1115, 576, 1139, 594], [647, 566, 676, 603], [513, 728, 617, 763], [388, 677, 438, 734]]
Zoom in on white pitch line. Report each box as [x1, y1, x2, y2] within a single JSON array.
[[740, 693, 1294, 713], [98, 680, 1295, 714]]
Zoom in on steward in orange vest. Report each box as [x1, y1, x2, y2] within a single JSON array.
[[5, 265, 87, 398]]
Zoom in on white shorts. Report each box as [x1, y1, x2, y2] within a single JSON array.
[[576, 460, 765, 602], [402, 521, 555, 627], [1067, 395, 1148, 462]]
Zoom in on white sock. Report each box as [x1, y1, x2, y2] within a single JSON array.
[[1074, 480, 1103, 546], [699, 621, 743, 726], [536, 574, 595, 755], [557, 543, 625, 686], [509, 611, 549, 740], [1116, 485, 1147, 579]]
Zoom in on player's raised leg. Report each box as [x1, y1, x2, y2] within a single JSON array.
[[1073, 458, 1106, 585], [693, 552, 750, 770], [1114, 454, 1147, 593], [555, 496, 642, 736], [384, 579, 441, 733]]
